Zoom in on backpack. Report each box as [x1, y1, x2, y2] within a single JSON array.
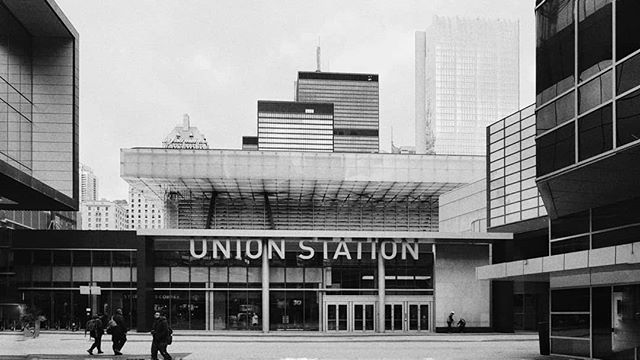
[[86, 319, 97, 332], [167, 327, 173, 345]]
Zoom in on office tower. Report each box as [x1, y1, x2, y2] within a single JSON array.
[[0, 0, 79, 211], [80, 163, 98, 201], [416, 16, 519, 155], [257, 101, 334, 152], [80, 199, 127, 230], [296, 71, 379, 153], [162, 113, 209, 149], [479, 1, 640, 358]]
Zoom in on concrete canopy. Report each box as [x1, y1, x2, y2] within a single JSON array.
[[120, 148, 486, 202]]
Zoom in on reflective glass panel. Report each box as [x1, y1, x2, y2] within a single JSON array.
[[577, 0, 612, 81], [616, 87, 640, 146], [578, 104, 612, 160]]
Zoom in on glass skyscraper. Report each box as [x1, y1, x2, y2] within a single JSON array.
[[296, 72, 379, 153], [415, 16, 520, 155]]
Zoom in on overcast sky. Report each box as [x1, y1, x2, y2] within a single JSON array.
[[56, 0, 536, 201]]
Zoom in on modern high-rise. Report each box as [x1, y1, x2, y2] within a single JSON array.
[[415, 16, 519, 155], [80, 163, 98, 202], [478, 1, 640, 358], [0, 0, 79, 211], [296, 71, 379, 153], [257, 100, 334, 152]]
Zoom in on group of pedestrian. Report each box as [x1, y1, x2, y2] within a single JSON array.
[[85, 309, 172, 360], [86, 308, 126, 356]]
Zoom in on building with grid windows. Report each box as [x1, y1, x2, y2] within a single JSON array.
[[80, 199, 127, 230], [257, 101, 333, 152], [415, 16, 519, 155], [80, 163, 98, 202], [296, 72, 379, 153], [0, 0, 79, 211], [477, 1, 640, 358]]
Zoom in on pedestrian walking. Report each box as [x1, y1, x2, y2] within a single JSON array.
[[151, 312, 172, 360], [86, 314, 104, 355], [110, 308, 127, 355], [446, 311, 455, 333]]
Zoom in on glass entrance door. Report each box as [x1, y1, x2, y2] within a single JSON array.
[[326, 303, 348, 331], [353, 303, 375, 331], [408, 303, 429, 331], [385, 303, 405, 331]]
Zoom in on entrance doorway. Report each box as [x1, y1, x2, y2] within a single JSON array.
[[324, 296, 432, 333], [385, 301, 430, 332]]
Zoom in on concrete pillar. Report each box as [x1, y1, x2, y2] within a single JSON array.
[[89, 281, 98, 316], [261, 240, 269, 333], [377, 241, 385, 333]]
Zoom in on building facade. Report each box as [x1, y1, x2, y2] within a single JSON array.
[[162, 114, 208, 150], [478, 2, 640, 358], [416, 17, 519, 156], [127, 187, 164, 230], [80, 163, 98, 202], [257, 101, 333, 152], [296, 72, 379, 153], [0, 0, 79, 211], [80, 200, 127, 230]]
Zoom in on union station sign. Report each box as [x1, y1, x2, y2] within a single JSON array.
[[190, 239, 420, 261]]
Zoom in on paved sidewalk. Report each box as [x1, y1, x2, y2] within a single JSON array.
[[0, 332, 560, 360]]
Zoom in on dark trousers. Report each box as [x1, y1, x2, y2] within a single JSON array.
[[89, 334, 102, 352], [112, 334, 126, 353], [151, 340, 172, 360]]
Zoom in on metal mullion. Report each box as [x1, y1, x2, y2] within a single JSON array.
[[575, 0, 580, 165], [537, 86, 576, 113], [612, 0, 618, 149]]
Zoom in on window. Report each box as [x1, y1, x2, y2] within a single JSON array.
[[577, 0, 612, 81], [578, 70, 612, 114], [616, 87, 640, 146], [536, 0, 576, 105], [616, 52, 640, 95], [578, 104, 612, 161], [537, 123, 575, 176], [616, 0, 640, 60], [537, 91, 575, 134]]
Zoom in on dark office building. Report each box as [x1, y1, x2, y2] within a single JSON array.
[[296, 72, 379, 153], [479, 1, 640, 359]]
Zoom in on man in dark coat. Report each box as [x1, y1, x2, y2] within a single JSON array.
[[87, 314, 104, 355], [111, 308, 127, 355], [151, 312, 172, 360]]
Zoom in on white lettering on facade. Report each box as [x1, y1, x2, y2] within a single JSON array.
[[188, 239, 419, 261], [401, 241, 419, 260], [380, 241, 397, 260], [333, 241, 352, 260], [245, 239, 262, 259], [298, 240, 314, 260], [213, 239, 231, 259], [268, 240, 285, 260], [190, 239, 207, 259]]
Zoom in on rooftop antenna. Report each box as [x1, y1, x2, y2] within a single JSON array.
[[316, 37, 321, 72]]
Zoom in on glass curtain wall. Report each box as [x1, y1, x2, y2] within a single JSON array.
[[11, 249, 136, 330]]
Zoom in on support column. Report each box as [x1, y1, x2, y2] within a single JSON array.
[[261, 240, 270, 333], [377, 240, 385, 333]]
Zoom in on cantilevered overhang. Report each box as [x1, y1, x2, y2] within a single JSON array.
[[137, 228, 512, 241], [537, 142, 640, 219], [1, 0, 79, 38], [477, 242, 640, 281], [121, 148, 485, 202]]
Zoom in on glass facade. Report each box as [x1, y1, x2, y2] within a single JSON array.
[[296, 72, 379, 153], [424, 16, 519, 156], [151, 238, 434, 331], [257, 101, 334, 152], [487, 105, 547, 228], [536, 0, 640, 177], [7, 249, 136, 331], [551, 285, 640, 359], [0, 4, 33, 172]]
